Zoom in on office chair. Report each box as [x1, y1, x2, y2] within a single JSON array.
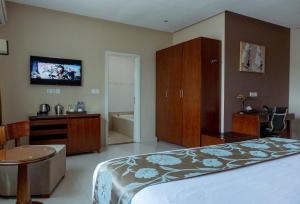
[[262, 105, 273, 121], [261, 107, 288, 137]]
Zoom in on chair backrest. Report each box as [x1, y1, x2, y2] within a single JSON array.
[[0, 126, 6, 149], [270, 107, 288, 133], [262, 105, 273, 121], [5, 121, 30, 147]]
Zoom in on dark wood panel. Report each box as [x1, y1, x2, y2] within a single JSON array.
[[30, 119, 67, 126], [201, 134, 224, 146], [30, 139, 67, 146], [156, 48, 169, 141], [68, 117, 101, 154], [166, 44, 183, 145], [30, 129, 67, 137], [232, 113, 260, 137], [201, 38, 221, 134], [182, 38, 201, 147], [202, 132, 257, 147]]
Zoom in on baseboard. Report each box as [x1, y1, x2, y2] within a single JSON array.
[[140, 137, 157, 142]]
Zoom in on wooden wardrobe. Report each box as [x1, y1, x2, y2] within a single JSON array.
[[156, 37, 221, 147]]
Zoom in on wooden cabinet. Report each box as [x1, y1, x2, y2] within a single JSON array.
[[232, 113, 260, 136], [156, 48, 170, 143], [181, 39, 201, 147], [68, 117, 100, 154], [156, 44, 183, 145], [29, 114, 101, 155], [167, 45, 183, 145], [156, 37, 221, 147]]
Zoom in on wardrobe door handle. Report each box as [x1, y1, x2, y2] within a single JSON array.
[[165, 90, 168, 98], [210, 59, 218, 64], [179, 89, 184, 98]]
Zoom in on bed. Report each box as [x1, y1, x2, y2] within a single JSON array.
[[92, 137, 300, 204]]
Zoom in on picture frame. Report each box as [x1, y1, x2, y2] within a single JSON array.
[[0, 39, 9, 55], [239, 41, 265, 73]]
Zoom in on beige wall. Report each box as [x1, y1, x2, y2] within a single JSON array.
[[173, 12, 225, 132], [290, 28, 300, 137], [0, 2, 172, 142]]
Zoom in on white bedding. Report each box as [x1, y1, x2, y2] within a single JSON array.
[[93, 153, 300, 204]]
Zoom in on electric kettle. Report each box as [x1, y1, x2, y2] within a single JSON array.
[[55, 104, 64, 115], [39, 104, 51, 114]]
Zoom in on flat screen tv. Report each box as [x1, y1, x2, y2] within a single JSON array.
[[30, 56, 82, 86]]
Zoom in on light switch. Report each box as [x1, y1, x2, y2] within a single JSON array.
[[47, 89, 54, 94], [91, 89, 100, 95], [249, 92, 258, 97]]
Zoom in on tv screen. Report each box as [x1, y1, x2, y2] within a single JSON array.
[[30, 56, 82, 86]]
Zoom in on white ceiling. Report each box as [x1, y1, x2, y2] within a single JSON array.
[[7, 0, 300, 32]]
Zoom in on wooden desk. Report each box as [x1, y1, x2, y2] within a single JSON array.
[[232, 113, 295, 137], [0, 145, 56, 204]]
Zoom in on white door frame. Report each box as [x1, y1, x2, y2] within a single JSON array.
[[105, 51, 141, 145]]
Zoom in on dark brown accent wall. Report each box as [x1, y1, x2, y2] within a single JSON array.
[[224, 11, 290, 131]]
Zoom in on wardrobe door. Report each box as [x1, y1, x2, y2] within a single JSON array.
[[201, 38, 221, 134], [156, 49, 169, 141], [182, 39, 201, 147], [166, 44, 183, 145]]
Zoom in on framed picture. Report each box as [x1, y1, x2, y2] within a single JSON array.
[[0, 39, 9, 55], [239, 41, 265, 73]]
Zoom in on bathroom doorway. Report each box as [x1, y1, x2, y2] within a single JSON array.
[[105, 51, 141, 145]]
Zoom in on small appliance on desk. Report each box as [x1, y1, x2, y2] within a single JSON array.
[[37, 104, 51, 115], [66, 101, 86, 114], [54, 104, 64, 115], [76, 101, 86, 112]]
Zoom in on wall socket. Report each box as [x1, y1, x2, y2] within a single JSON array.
[[249, 91, 258, 97], [91, 89, 100, 95], [47, 88, 61, 94]]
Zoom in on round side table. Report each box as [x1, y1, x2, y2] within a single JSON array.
[[0, 145, 56, 204]]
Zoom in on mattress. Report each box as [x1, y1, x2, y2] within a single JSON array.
[[93, 153, 300, 204]]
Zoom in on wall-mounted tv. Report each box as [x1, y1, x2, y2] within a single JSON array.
[[30, 56, 82, 86]]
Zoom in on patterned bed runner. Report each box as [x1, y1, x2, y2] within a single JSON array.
[[93, 137, 300, 204]]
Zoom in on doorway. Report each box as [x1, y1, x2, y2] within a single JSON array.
[[105, 51, 141, 145]]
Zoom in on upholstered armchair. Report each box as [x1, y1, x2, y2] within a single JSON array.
[[0, 121, 66, 197]]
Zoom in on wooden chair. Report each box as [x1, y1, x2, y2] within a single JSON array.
[[0, 121, 66, 197], [5, 121, 30, 147], [0, 125, 6, 149]]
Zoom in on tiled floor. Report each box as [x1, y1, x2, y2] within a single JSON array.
[[0, 141, 182, 204], [108, 131, 133, 145]]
